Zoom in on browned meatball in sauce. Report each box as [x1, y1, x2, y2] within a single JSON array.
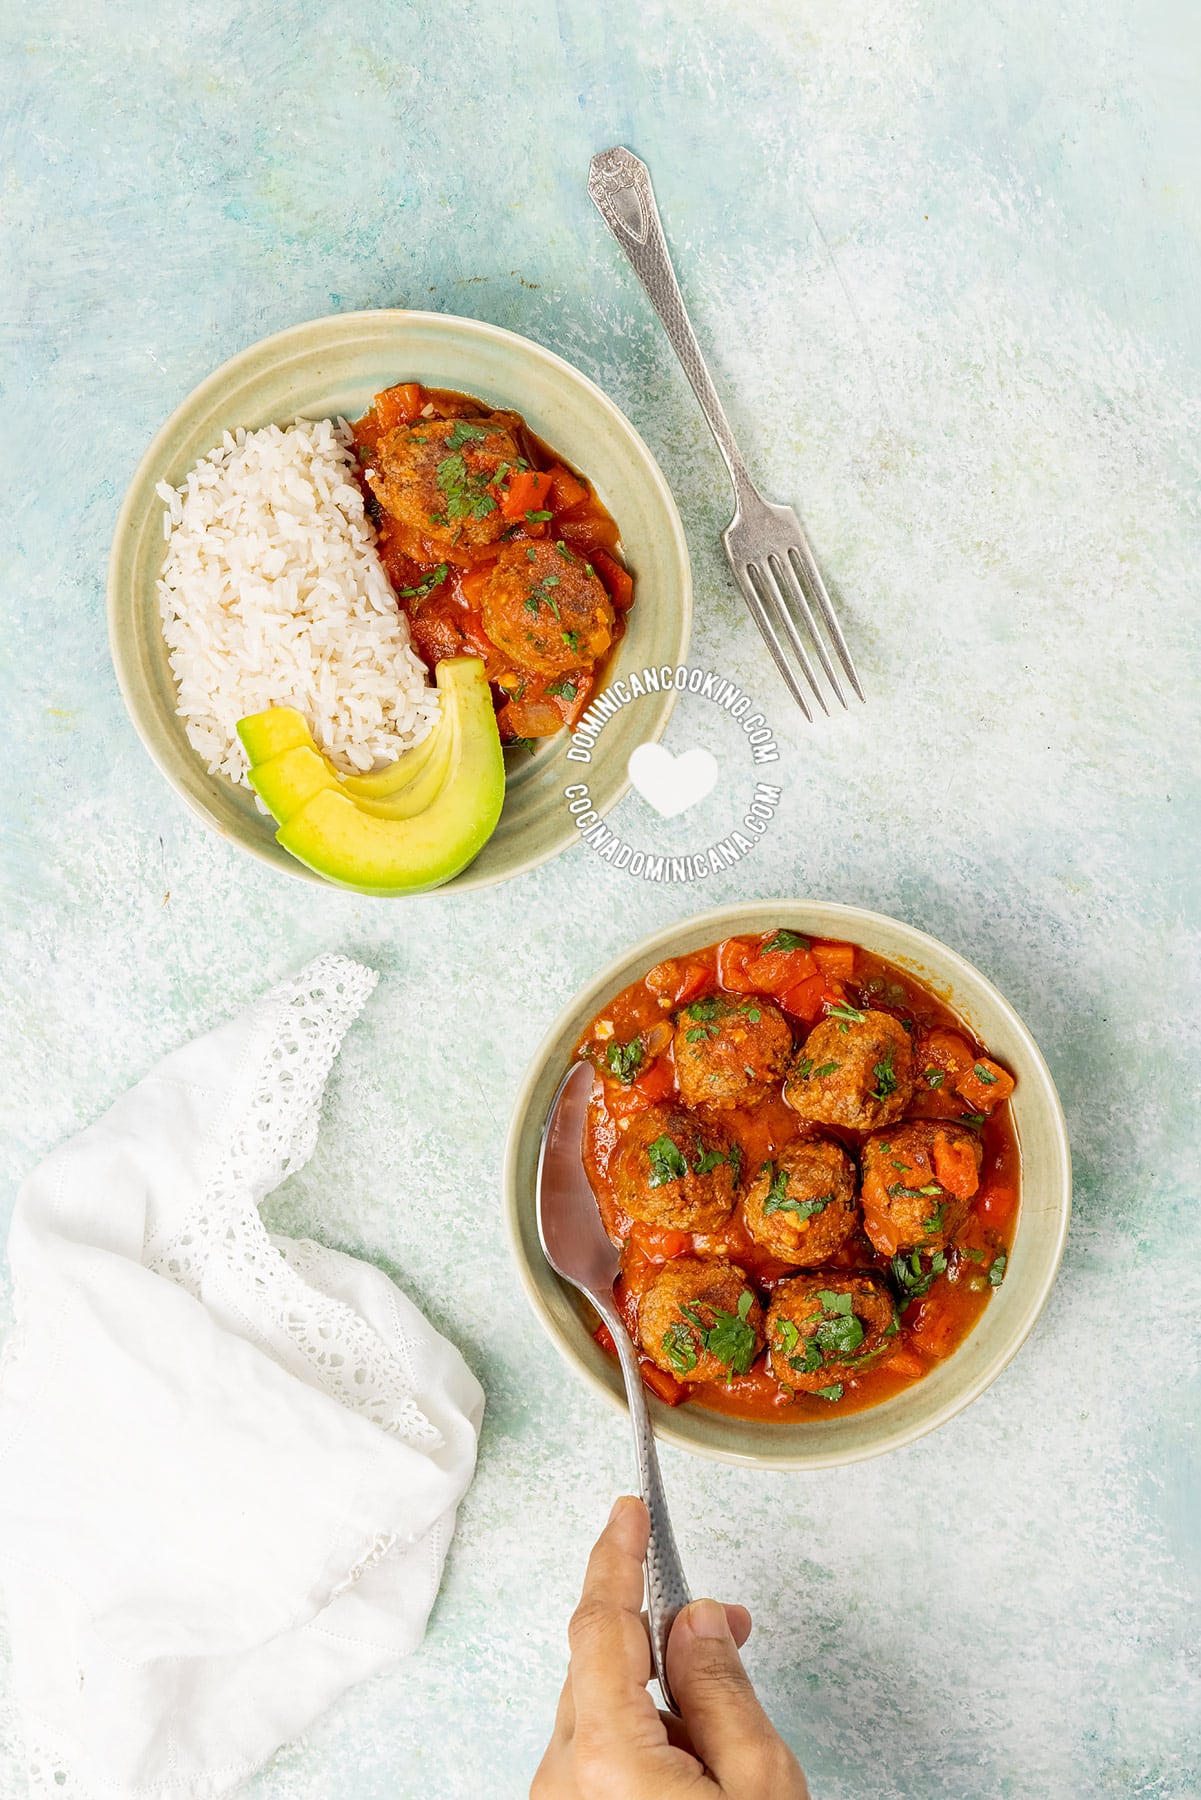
[[765, 1273, 897, 1395], [741, 1136, 859, 1266], [673, 993, 794, 1111], [859, 1120, 983, 1256], [481, 540, 614, 674], [367, 413, 519, 554], [611, 1104, 740, 1233], [639, 1256, 764, 1385], [784, 1007, 914, 1131]]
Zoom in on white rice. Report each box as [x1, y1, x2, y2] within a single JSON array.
[[156, 416, 438, 785]]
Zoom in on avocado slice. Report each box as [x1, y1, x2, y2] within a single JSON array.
[[274, 658, 504, 893], [250, 722, 455, 825], [237, 706, 317, 768], [338, 709, 445, 799]]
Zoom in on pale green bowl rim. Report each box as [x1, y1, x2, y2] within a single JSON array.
[[502, 900, 1072, 1469], [106, 308, 692, 893]]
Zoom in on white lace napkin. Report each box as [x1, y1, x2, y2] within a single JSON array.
[[0, 955, 484, 1800]]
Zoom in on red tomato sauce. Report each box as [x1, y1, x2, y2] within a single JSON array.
[[351, 382, 633, 744], [574, 932, 1021, 1422]]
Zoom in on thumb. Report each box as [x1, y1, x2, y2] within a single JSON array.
[[666, 1599, 805, 1795]]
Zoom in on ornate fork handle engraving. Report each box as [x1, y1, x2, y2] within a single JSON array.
[[595, 1290, 691, 1714], [588, 147, 753, 496]]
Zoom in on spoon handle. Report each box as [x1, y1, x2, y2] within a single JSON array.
[[595, 1292, 691, 1713]]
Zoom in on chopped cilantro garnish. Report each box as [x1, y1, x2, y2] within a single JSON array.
[[762, 929, 811, 953], [699, 1290, 758, 1378], [525, 508, 554, 522], [398, 562, 449, 602], [890, 1248, 948, 1308], [685, 1024, 720, 1042], [814, 1384, 844, 1402], [988, 1252, 1008, 1287], [974, 1063, 999, 1085], [960, 1112, 986, 1128], [815, 1308, 865, 1358], [774, 1318, 800, 1356], [888, 1182, 943, 1200], [661, 1322, 699, 1376], [687, 997, 722, 1021], [922, 1202, 947, 1235], [545, 678, 578, 701], [826, 1003, 867, 1029], [562, 630, 582, 653], [435, 449, 498, 522], [925, 1068, 945, 1088], [646, 1134, 688, 1187], [761, 1163, 836, 1222], [605, 1038, 643, 1083], [871, 1045, 897, 1102], [811, 1061, 841, 1079], [741, 1004, 761, 1022], [444, 418, 489, 449]]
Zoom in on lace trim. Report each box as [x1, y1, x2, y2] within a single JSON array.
[[143, 955, 439, 1448]]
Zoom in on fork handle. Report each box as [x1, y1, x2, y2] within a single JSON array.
[[592, 1287, 692, 1715], [588, 147, 754, 499]]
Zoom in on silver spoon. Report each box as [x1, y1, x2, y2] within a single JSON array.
[[537, 1059, 691, 1714]]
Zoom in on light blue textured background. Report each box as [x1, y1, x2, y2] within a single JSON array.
[[2, 3, 1199, 1797]]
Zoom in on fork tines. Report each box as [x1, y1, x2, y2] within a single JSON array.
[[727, 512, 864, 720]]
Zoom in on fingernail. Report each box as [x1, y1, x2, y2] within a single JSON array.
[[607, 1494, 632, 1523], [687, 1598, 732, 1640]]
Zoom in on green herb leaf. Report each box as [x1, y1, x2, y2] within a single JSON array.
[[444, 418, 488, 450], [789, 1343, 823, 1374], [888, 1182, 943, 1200], [960, 1113, 986, 1128], [761, 1164, 836, 1223], [763, 929, 811, 953], [814, 1383, 844, 1402], [605, 1038, 643, 1083], [988, 1252, 1008, 1287], [815, 1310, 865, 1357], [398, 562, 449, 602], [890, 1249, 947, 1307], [795, 1057, 814, 1081], [562, 629, 581, 653], [925, 1068, 945, 1089], [817, 1289, 854, 1315], [661, 1323, 698, 1375], [545, 678, 578, 701], [811, 1061, 841, 1079], [871, 1045, 897, 1102], [435, 449, 498, 522], [741, 1005, 762, 1022], [922, 1202, 947, 1236], [702, 1291, 759, 1377], [826, 1003, 867, 1030], [974, 1062, 999, 1085], [774, 1318, 800, 1356], [525, 508, 553, 522], [646, 1134, 688, 1187], [687, 997, 723, 1022]]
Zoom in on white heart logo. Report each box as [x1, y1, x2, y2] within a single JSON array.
[[627, 742, 720, 820]]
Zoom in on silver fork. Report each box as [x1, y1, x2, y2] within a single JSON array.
[[587, 146, 864, 719]]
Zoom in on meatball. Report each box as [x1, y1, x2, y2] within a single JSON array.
[[859, 1120, 983, 1256], [765, 1273, 897, 1394], [481, 540, 615, 674], [673, 993, 793, 1110], [367, 412, 520, 554], [741, 1136, 859, 1265], [639, 1256, 765, 1384], [612, 1105, 740, 1232], [784, 1007, 914, 1131]]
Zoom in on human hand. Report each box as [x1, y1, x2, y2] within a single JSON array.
[[532, 1495, 809, 1798]]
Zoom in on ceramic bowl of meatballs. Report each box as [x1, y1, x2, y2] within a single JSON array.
[[109, 309, 692, 894], [504, 901, 1071, 1468]]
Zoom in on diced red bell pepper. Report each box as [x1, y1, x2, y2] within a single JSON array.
[[557, 512, 621, 556], [501, 468, 554, 522], [907, 1305, 961, 1360], [640, 1360, 689, 1406], [498, 697, 563, 740], [459, 563, 493, 607], [813, 942, 855, 980], [590, 549, 634, 609], [932, 1130, 981, 1200], [888, 1347, 926, 1379], [746, 946, 818, 994], [607, 1056, 678, 1117], [547, 464, 590, 511], [716, 937, 760, 993], [645, 957, 710, 1007], [778, 973, 831, 1022], [593, 1322, 617, 1356], [374, 382, 425, 429], [954, 1058, 1015, 1114]]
